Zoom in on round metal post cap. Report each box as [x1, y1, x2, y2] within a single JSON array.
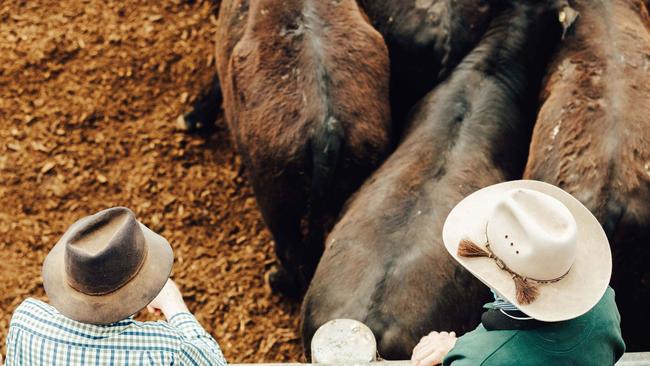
[[311, 319, 377, 363]]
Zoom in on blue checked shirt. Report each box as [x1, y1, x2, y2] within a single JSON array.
[[6, 298, 227, 365]]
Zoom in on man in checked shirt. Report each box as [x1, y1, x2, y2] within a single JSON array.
[[5, 207, 227, 365]]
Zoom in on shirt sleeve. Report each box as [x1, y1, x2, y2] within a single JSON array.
[[169, 312, 228, 366], [5, 315, 20, 365]]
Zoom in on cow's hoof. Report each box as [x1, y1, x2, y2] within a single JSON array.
[[175, 113, 203, 132], [268, 267, 302, 299], [176, 114, 190, 131]]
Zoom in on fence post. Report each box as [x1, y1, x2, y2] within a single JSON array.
[[311, 319, 377, 364]]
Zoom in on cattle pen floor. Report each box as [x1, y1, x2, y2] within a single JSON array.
[[0, 0, 303, 362]]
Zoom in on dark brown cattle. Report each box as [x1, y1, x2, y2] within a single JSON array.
[[214, 0, 391, 296], [524, 0, 650, 351], [301, 1, 565, 359], [357, 0, 494, 131]]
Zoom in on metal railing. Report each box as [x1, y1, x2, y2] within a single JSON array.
[[232, 319, 650, 366]]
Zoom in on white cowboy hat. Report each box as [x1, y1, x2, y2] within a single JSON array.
[[442, 180, 611, 322]]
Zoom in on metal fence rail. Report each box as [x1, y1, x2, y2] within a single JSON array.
[[617, 352, 650, 366], [233, 353, 650, 366], [231, 319, 650, 366]]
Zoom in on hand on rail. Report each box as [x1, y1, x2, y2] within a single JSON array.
[[411, 331, 457, 366]]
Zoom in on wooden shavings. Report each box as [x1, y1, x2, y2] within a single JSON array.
[[0, 0, 301, 362], [40, 162, 56, 174]]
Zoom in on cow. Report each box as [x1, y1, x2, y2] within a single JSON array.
[[524, 0, 650, 351], [357, 0, 494, 133], [210, 0, 391, 297], [181, 0, 494, 136], [301, 1, 566, 359]]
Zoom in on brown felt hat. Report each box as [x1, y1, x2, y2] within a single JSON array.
[[42, 207, 173, 324]]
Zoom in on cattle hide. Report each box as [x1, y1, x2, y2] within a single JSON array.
[[525, 0, 650, 351], [302, 1, 564, 359], [358, 0, 493, 133], [214, 0, 392, 296]]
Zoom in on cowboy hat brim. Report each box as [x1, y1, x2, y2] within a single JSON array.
[[42, 222, 173, 325], [442, 180, 611, 322]]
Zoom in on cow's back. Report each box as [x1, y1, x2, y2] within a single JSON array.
[[303, 3, 564, 358], [213, 0, 392, 295], [223, 0, 391, 198], [524, 0, 650, 350], [358, 0, 493, 128]]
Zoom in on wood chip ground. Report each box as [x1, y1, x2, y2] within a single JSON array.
[[0, 0, 302, 362]]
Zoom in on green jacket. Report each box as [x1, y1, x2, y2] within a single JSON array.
[[443, 287, 625, 366]]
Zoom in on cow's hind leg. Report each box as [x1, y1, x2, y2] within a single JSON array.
[[178, 74, 222, 132], [267, 212, 304, 299], [257, 189, 306, 299]]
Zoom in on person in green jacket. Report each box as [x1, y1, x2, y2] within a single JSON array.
[[411, 180, 625, 366]]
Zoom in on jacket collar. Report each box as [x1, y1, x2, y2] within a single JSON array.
[[481, 308, 548, 331]]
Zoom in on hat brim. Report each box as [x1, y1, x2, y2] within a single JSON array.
[[42, 222, 173, 325], [442, 180, 611, 322]]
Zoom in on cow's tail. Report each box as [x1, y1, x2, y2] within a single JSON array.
[[306, 114, 344, 277]]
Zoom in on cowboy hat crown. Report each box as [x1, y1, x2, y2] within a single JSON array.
[[487, 188, 577, 281], [65, 207, 147, 295]]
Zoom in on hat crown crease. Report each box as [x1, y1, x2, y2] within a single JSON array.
[[488, 189, 577, 281], [505, 193, 576, 246], [64, 207, 147, 296]]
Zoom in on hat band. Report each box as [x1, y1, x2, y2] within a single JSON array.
[[457, 222, 571, 305]]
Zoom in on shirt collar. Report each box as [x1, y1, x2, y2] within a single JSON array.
[[481, 308, 548, 331]]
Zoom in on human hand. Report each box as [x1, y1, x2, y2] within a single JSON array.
[[147, 279, 189, 320], [411, 331, 457, 366]]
